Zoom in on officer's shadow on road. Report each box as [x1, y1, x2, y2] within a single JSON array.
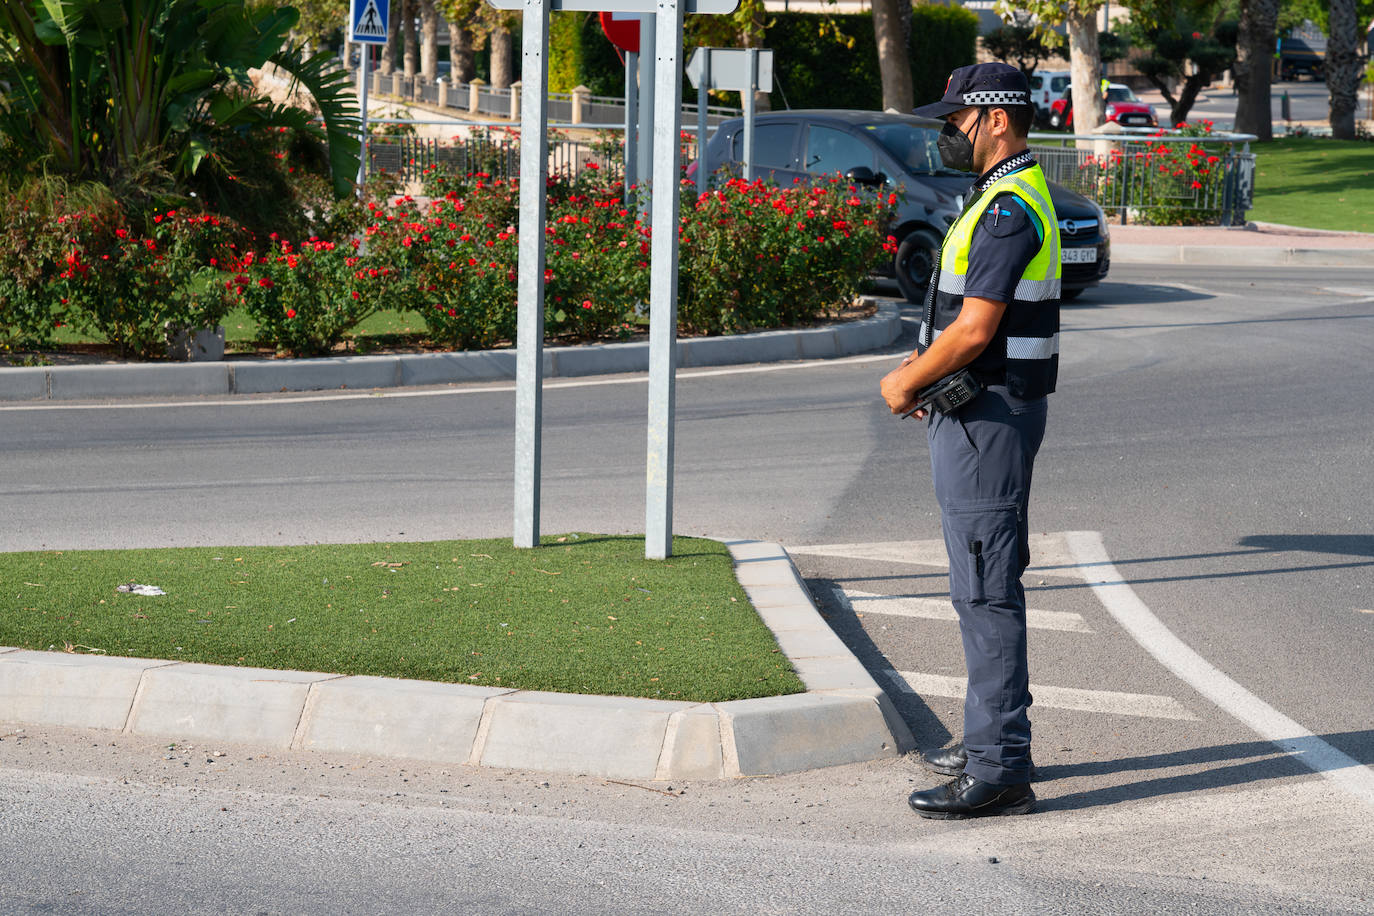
[[806, 574, 954, 751], [1033, 731, 1374, 812]]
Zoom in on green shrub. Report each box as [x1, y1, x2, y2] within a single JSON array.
[[54, 210, 239, 358], [678, 177, 892, 333], [233, 237, 390, 357], [908, 5, 981, 107]]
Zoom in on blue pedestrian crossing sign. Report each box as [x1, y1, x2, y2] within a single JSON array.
[[350, 0, 388, 42]]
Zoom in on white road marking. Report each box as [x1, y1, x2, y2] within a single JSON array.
[[884, 669, 1199, 721], [0, 350, 909, 412], [796, 534, 1082, 576], [1064, 530, 1374, 809], [834, 587, 1092, 633]]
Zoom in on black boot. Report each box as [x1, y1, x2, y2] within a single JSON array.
[[921, 742, 967, 777], [907, 774, 1035, 820], [920, 742, 1037, 779]]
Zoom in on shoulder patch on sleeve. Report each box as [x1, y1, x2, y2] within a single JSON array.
[[980, 192, 1033, 239]]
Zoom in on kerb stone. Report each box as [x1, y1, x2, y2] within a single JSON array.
[[479, 691, 693, 779], [128, 662, 339, 746], [297, 675, 511, 761], [654, 705, 724, 780], [0, 651, 175, 730], [0, 367, 49, 401], [719, 692, 901, 776]]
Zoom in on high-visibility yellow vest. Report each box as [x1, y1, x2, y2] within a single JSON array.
[[919, 161, 1062, 399]]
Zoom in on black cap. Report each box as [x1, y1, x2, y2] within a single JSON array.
[[912, 62, 1031, 119]]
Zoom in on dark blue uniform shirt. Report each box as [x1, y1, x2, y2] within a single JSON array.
[[961, 153, 1045, 304]]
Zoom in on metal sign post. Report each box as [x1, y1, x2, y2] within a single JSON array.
[[636, 15, 656, 218], [511, 0, 551, 549], [624, 51, 638, 196], [695, 48, 710, 199], [349, 0, 390, 190], [686, 47, 772, 184], [487, 0, 739, 558]]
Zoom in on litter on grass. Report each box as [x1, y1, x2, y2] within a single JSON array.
[[116, 583, 166, 597]]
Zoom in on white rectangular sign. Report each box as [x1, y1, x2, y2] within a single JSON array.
[[685, 47, 773, 93]]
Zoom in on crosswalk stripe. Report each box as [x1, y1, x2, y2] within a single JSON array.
[[795, 534, 1082, 576], [884, 669, 1199, 721], [836, 588, 1092, 633]]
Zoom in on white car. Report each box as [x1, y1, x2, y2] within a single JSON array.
[[1029, 69, 1071, 122]]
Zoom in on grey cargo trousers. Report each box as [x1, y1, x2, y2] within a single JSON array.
[[927, 385, 1047, 785]]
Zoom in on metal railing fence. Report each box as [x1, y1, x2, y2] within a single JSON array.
[[354, 67, 741, 127], [1028, 132, 1257, 226], [366, 133, 688, 185]]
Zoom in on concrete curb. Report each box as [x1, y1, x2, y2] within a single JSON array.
[[1112, 243, 1374, 268], [0, 539, 913, 780], [0, 300, 903, 403]]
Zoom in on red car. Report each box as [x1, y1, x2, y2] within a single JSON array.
[[1049, 83, 1159, 130]]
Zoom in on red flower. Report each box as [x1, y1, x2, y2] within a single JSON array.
[[285, 308, 296, 318]]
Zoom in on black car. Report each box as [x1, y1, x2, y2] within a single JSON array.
[[691, 110, 1110, 301]]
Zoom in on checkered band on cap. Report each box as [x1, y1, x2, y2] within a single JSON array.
[[963, 90, 1029, 105]]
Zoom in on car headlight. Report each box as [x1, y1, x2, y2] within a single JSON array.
[[1105, 104, 1117, 118], [1092, 201, 1109, 239]]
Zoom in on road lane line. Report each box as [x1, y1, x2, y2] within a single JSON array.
[[834, 587, 1092, 633], [884, 669, 1198, 721], [1064, 530, 1374, 809]]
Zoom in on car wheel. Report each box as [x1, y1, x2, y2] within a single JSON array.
[[1061, 287, 1085, 301], [894, 229, 941, 303], [1049, 112, 1061, 129]]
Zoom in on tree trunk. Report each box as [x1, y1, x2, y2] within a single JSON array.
[[491, 27, 513, 89], [420, 0, 439, 82], [449, 23, 476, 85], [379, 2, 400, 75], [1234, 0, 1279, 140], [403, 0, 418, 80], [1067, 11, 1103, 146], [1325, 0, 1362, 139], [871, 0, 914, 112]]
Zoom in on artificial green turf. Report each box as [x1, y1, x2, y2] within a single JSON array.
[[1247, 138, 1374, 233], [0, 535, 805, 703]]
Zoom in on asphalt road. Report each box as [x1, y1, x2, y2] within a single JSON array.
[[1140, 78, 1335, 129], [3, 264, 1373, 913]]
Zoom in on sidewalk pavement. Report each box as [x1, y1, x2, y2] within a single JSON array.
[[1110, 221, 1374, 268], [0, 540, 915, 781]]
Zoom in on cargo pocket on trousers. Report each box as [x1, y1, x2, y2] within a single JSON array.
[[946, 502, 1022, 605]]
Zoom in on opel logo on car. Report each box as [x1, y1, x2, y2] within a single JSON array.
[[1062, 219, 1078, 236]]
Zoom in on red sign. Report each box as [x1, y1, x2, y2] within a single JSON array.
[[599, 11, 640, 54]]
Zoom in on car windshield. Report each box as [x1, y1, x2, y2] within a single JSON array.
[[860, 122, 963, 175], [1105, 87, 1139, 102]]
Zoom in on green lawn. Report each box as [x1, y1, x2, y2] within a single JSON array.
[[1247, 138, 1374, 233], [0, 535, 804, 703]]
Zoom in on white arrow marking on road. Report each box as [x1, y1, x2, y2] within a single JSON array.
[[1064, 530, 1374, 809], [833, 587, 1092, 633], [796, 535, 1083, 578], [884, 669, 1199, 721]]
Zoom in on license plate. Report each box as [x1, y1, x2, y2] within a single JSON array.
[[1061, 247, 1098, 264]]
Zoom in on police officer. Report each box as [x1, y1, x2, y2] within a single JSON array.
[[880, 62, 1060, 819]]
